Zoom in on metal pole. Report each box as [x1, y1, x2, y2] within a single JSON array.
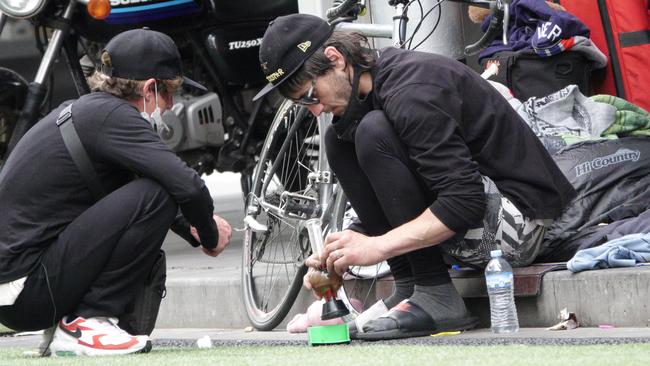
[[317, 113, 333, 210], [33, 0, 76, 84], [3, 0, 77, 159], [392, 3, 405, 46], [335, 22, 393, 39]]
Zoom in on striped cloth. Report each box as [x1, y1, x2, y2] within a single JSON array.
[[595, 95, 650, 137], [439, 177, 550, 268], [534, 36, 575, 57]]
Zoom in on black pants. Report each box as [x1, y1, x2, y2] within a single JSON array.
[[0, 179, 177, 331], [325, 110, 451, 286]]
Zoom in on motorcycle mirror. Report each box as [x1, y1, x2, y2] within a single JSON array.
[[87, 0, 111, 20]]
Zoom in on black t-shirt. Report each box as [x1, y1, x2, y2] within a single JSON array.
[[371, 48, 576, 232], [0, 92, 217, 282]]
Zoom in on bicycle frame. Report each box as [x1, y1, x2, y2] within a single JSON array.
[[335, 3, 405, 46]]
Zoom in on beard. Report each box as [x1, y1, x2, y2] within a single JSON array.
[[329, 71, 353, 116], [331, 66, 374, 142]]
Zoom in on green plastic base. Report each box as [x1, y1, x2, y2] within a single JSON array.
[[307, 324, 351, 346]]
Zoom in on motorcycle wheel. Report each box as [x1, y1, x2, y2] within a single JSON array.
[[241, 100, 321, 330]]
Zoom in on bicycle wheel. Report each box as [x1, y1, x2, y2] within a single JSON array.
[[241, 100, 320, 330]]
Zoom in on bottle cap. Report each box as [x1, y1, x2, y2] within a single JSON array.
[[490, 249, 502, 258]]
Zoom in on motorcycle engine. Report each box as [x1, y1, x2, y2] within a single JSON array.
[[158, 91, 225, 152]]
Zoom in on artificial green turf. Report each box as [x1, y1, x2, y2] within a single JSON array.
[[1, 344, 649, 366]]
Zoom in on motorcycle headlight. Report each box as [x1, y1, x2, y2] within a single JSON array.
[[0, 0, 48, 19]]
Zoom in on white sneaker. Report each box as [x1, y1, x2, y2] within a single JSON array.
[[49, 316, 150, 357]]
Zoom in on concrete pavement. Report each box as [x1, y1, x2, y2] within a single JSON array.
[[150, 327, 650, 346]]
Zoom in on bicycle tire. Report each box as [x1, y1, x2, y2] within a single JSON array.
[[242, 100, 323, 330]]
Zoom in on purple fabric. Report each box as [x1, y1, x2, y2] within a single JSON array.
[[479, 0, 590, 61]]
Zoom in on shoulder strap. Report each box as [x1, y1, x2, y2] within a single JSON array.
[[56, 104, 107, 200]]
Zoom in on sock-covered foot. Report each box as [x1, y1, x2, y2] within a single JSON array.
[[349, 277, 414, 335], [363, 282, 469, 333], [383, 277, 415, 308], [409, 283, 469, 321]]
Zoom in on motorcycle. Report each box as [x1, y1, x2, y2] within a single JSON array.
[[0, 0, 298, 192]]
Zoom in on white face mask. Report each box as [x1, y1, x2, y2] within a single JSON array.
[[141, 82, 169, 133]]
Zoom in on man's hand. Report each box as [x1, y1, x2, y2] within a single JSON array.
[[301, 267, 324, 300], [322, 230, 388, 276], [304, 252, 324, 271], [302, 229, 387, 293], [191, 214, 232, 257], [303, 254, 323, 298], [302, 260, 343, 299]]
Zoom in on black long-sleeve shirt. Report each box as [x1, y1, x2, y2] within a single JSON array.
[[0, 92, 217, 283], [371, 48, 576, 232]]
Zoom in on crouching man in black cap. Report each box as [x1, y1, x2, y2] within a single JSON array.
[[253, 14, 576, 340], [0, 28, 231, 356]]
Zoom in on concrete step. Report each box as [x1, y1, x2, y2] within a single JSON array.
[[463, 266, 650, 328], [156, 265, 650, 329], [156, 268, 316, 330]]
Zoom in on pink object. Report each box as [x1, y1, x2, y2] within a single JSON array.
[[598, 324, 615, 329], [287, 298, 363, 333]]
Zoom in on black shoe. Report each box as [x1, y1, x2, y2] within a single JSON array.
[[347, 320, 359, 340], [356, 300, 478, 341]]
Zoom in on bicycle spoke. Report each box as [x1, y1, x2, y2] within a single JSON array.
[[260, 222, 287, 309], [267, 211, 296, 230], [258, 221, 301, 311]]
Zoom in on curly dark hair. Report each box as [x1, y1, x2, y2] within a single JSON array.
[[87, 71, 182, 100], [278, 31, 377, 97]]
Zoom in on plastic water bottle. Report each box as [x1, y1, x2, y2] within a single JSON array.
[[485, 249, 519, 333]]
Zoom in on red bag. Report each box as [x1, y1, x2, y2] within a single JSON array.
[[554, 0, 650, 111]]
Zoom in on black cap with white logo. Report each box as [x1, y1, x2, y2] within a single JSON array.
[[101, 28, 207, 91], [253, 14, 333, 101]]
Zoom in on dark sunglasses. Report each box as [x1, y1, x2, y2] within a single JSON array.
[[292, 80, 319, 106]]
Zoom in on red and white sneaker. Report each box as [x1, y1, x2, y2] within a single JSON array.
[[49, 316, 150, 357]]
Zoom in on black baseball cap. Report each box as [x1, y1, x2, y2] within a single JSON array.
[[253, 14, 334, 101], [101, 28, 207, 91]]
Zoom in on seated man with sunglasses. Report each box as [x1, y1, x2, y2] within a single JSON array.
[[253, 14, 576, 340]]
